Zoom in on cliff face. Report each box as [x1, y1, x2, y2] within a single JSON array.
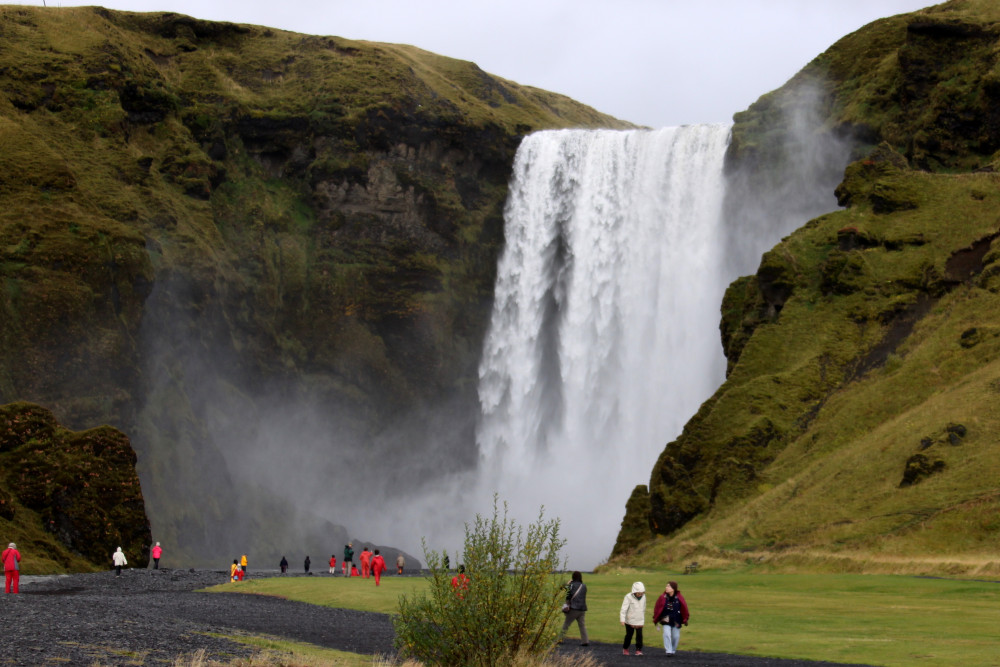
[[614, 0, 1000, 574], [0, 6, 629, 565]]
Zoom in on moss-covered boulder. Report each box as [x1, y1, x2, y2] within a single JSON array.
[[0, 402, 151, 571]]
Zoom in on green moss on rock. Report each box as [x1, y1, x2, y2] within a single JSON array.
[[0, 402, 151, 571]]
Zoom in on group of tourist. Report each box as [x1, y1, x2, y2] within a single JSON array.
[[560, 573, 691, 657]]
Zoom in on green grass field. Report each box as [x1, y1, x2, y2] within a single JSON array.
[[206, 570, 1000, 666]]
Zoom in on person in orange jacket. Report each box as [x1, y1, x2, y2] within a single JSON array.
[[360, 547, 371, 578], [371, 549, 387, 586]]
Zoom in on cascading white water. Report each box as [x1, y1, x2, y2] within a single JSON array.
[[476, 125, 733, 568]]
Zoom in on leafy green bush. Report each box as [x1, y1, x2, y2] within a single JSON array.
[[394, 497, 566, 667]]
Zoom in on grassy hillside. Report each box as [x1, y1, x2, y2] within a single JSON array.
[[614, 0, 1000, 575], [0, 5, 630, 567]]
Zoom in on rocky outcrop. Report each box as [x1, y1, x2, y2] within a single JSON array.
[[0, 402, 151, 570]]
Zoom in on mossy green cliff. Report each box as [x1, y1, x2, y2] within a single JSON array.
[[614, 0, 1000, 576], [0, 5, 629, 565]]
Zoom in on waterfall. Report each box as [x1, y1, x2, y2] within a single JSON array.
[[476, 125, 733, 568]]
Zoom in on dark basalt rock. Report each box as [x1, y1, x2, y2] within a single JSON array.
[[0, 402, 151, 569]]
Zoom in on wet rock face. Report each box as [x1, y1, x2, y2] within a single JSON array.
[[0, 402, 151, 569]]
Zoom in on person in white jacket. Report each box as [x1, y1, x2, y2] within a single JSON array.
[[620, 581, 646, 655], [112, 547, 127, 576]]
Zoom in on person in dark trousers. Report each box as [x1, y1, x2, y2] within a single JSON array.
[[112, 547, 127, 576], [151, 542, 162, 569], [560, 570, 589, 645], [620, 581, 646, 655], [396, 553, 405, 575], [304, 555, 311, 573], [279, 556, 288, 574], [342, 543, 354, 577], [653, 580, 690, 656]]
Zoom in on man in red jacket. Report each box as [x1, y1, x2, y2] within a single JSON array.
[[371, 549, 387, 586], [2, 542, 21, 594]]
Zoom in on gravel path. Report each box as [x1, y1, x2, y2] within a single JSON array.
[[0, 569, 871, 666]]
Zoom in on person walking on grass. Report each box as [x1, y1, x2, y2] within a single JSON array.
[[620, 581, 646, 655], [112, 547, 127, 576], [653, 581, 690, 656], [360, 546, 371, 578], [560, 570, 589, 646], [371, 549, 386, 586], [2, 542, 21, 594], [396, 552, 405, 575]]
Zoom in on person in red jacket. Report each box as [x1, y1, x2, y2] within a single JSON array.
[[360, 547, 372, 578], [328, 555, 337, 575], [370, 549, 387, 586], [3, 542, 22, 594], [151, 542, 163, 570], [451, 565, 469, 598]]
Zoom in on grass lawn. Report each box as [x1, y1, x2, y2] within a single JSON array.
[[206, 570, 1000, 666]]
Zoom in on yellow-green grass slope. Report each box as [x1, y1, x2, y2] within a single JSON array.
[[614, 0, 1000, 576], [617, 145, 1000, 577]]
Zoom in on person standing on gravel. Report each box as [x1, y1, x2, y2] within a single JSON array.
[[231, 559, 239, 582], [112, 547, 127, 576], [240, 554, 248, 575], [560, 570, 589, 646], [2, 542, 21, 594], [653, 581, 689, 656], [620, 581, 646, 656], [343, 543, 354, 577], [328, 554, 337, 575], [151, 542, 162, 569], [280, 556, 288, 574], [304, 555, 311, 574]]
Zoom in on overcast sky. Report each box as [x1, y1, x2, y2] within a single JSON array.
[[30, 0, 933, 127]]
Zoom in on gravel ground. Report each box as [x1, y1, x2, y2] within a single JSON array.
[[0, 569, 871, 667]]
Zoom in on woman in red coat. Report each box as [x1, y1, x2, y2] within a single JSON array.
[[652, 581, 690, 656], [370, 549, 387, 586]]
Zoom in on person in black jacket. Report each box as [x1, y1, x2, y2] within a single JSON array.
[[279, 556, 288, 574], [559, 570, 589, 646]]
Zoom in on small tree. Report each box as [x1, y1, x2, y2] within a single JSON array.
[[394, 496, 567, 666]]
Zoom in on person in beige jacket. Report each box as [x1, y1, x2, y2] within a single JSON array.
[[620, 581, 646, 655]]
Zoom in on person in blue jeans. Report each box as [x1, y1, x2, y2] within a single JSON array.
[[652, 581, 690, 656]]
